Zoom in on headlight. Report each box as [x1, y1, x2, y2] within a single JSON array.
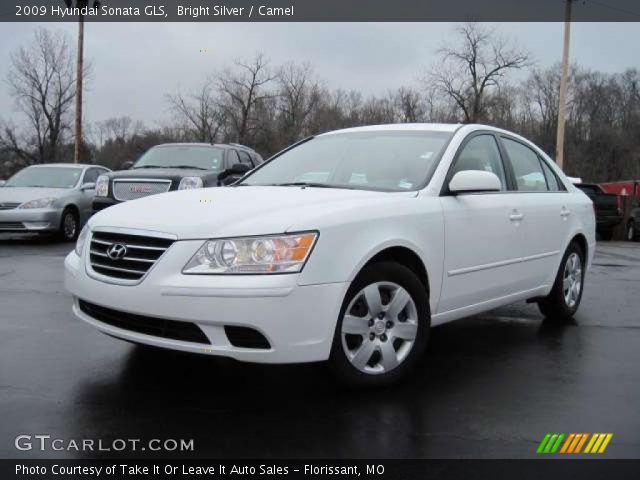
[[183, 232, 318, 274], [178, 177, 204, 190], [95, 175, 109, 197], [18, 197, 56, 209], [75, 224, 89, 256]]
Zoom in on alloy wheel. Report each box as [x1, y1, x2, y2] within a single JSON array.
[[63, 213, 77, 240], [341, 281, 418, 375], [563, 252, 582, 308]]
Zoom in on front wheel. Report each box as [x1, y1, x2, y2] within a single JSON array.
[[329, 261, 430, 387], [59, 208, 79, 242], [537, 242, 585, 322]]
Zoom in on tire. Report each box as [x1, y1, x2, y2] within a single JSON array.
[[329, 261, 430, 387], [59, 208, 79, 242], [626, 220, 637, 242], [537, 241, 585, 322]]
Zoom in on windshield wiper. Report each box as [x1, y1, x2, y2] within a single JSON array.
[[267, 182, 337, 188], [170, 165, 208, 170], [133, 165, 164, 169]]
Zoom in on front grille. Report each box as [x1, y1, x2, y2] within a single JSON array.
[[224, 326, 271, 349], [112, 180, 171, 201], [0, 222, 25, 230], [89, 231, 173, 282], [0, 202, 20, 210], [79, 300, 210, 344]]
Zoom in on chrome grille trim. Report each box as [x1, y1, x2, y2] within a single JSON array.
[[87, 230, 175, 285], [0, 203, 21, 210], [112, 178, 171, 202], [0, 222, 26, 230]]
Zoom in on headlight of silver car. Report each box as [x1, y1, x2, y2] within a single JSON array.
[[178, 177, 203, 190], [18, 197, 57, 209], [75, 224, 90, 257], [183, 232, 318, 274], [95, 175, 109, 197]]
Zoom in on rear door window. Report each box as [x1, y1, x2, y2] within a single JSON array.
[[502, 138, 549, 192]]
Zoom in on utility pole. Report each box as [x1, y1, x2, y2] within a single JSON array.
[[66, 0, 99, 163], [555, 0, 573, 169], [74, 11, 84, 164]]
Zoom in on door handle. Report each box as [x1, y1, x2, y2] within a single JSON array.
[[509, 211, 524, 221], [560, 207, 571, 218]]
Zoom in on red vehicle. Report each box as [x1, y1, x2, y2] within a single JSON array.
[[601, 180, 640, 241]]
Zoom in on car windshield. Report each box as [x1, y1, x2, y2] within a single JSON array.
[[240, 131, 453, 191], [133, 146, 224, 171], [5, 166, 82, 188]]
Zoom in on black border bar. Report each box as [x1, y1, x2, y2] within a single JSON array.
[[4, 0, 640, 22], [4, 459, 640, 480]]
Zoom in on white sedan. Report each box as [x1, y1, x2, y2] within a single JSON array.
[[65, 124, 595, 386]]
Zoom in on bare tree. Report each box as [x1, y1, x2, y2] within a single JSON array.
[[276, 62, 321, 144], [427, 22, 530, 123], [1, 28, 82, 163], [217, 53, 277, 144], [393, 87, 425, 123], [166, 79, 224, 143]]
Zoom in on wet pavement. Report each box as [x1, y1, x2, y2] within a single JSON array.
[[1, 235, 639, 459]]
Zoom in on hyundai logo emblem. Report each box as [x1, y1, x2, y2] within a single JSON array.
[[106, 243, 127, 260]]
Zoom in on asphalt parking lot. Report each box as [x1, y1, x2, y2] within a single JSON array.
[[1, 235, 639, 459]]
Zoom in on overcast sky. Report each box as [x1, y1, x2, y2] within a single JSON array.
[[0, 22, 638, 128]]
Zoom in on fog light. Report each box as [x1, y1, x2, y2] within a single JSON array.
[[23, 222, 51, 230]]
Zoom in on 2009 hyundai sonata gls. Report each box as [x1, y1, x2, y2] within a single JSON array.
[[65, 124, 595, 386]]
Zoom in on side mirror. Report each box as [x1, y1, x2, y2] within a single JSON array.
[[219, 163, 251, 184], [229, 163, 251, 175], [121, 161, 134, 170], [449, 170, 502, 194], [0, 180, 5, 187], [80, 182, 96, 191]]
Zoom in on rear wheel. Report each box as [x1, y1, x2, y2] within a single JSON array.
[[329, 261, 430, 387], [537, 241, 585, 322], [59, 208, 79, 242], [626, 220, 636, 242]]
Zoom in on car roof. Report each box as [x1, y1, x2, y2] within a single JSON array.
[[319, 123, 463, 136], [154, 142, 256, 152], [28, 163, 97, 169]]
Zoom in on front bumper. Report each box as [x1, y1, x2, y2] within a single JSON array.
[[0, 208, 63, 232], [64, 242, 348, 364], [92, 197, 119, 213]]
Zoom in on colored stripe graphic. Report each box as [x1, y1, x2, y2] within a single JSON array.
[[575, 433, 589, 453], [539, 433, 613, 454], [537, 434, 552, 453], [560, 433, 575, 453], [537, 433, 565, 454], [585, 433, 613, 454], [550, 434, 565, 453]]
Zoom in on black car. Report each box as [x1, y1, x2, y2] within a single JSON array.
[[575, 183, 623, 240], [93, 143, 262, 212]]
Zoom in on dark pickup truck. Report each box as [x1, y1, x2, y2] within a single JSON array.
[[93, 143, 262, 213], [575, 183, 623, 240]]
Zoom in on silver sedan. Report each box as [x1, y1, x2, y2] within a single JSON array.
[[0, 163, 110, 241]]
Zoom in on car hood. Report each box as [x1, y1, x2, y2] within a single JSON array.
[[90, 186, 417, 239], [109, 168, 216, 179], [0, 187, 70, 204]]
